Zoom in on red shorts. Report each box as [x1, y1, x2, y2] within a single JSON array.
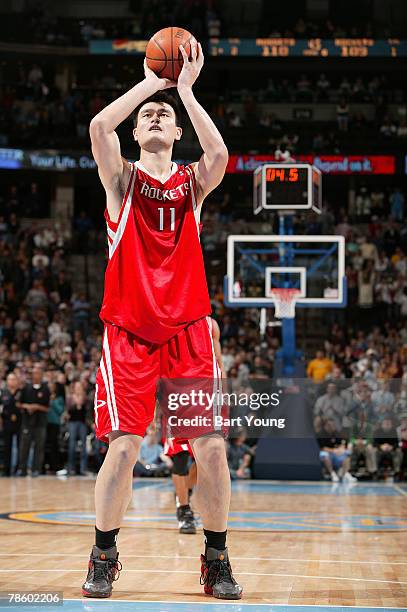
[[94, 316, 222, 443], [164, 438, 193, 457]]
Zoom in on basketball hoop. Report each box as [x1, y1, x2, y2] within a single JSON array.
[[269, 288, 301, 319]]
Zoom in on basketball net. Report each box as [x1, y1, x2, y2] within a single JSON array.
[[269, 288, 301, 319]]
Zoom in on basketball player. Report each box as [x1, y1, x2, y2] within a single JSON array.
[[165, 436, 197, 533], [165, 317, 225, 535], [82, 41, 242, 600]]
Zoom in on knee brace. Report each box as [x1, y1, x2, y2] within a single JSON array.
[[171, 451, 190, 476]]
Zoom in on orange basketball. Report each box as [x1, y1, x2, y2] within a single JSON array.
[[145, 27, 197, 81]]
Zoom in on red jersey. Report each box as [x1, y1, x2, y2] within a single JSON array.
[[99, 161, 211, 344]]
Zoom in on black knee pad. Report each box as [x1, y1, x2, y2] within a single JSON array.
[[171, 451, 190, 476]]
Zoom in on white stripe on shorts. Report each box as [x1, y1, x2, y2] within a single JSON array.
[[103, 329, 120, 431], [206, 316, 221, 430], [99, 357, 118, 431]]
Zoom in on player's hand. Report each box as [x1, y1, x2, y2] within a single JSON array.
[[143, 59, 176, 91], [177, 40, 204, 91]]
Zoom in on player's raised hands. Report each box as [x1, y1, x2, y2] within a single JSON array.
[[177, 40, 204, 91], [143, 58, 177, 91]]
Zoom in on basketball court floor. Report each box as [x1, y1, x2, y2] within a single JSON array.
[[0, 476, 406, 611]]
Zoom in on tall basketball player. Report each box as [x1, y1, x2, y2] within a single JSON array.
[[82, 41, 242, 600]]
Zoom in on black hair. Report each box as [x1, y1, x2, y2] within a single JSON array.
[[133, 91, 181, 127]]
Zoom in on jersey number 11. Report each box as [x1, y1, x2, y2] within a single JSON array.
[[158, 207, 175, 231]]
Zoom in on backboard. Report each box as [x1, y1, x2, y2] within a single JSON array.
[[253, 163, 322, 215], [224, 235, 346, 313]]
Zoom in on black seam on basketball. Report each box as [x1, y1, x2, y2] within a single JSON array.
[[171, 27, 174, 81], [152, 36, 168, 76]]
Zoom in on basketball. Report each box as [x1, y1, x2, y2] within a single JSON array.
[[145, 27, 197, 81]]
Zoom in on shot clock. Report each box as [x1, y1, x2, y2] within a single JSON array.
[[253, 163, 322, 214]]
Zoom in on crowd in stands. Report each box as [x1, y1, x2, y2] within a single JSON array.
[[308, 335, 407, 482], [0, 4, 402, 46], [264, 16, 398, 39], [1, 59, 406, 154], [0, 0, 223, 46]]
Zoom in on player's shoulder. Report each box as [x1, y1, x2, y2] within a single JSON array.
[[176, 162, 197, 175]]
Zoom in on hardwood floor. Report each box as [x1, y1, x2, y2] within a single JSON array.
[[0, 477, 406, 607]]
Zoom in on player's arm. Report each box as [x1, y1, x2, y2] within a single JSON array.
[[177, 42, 228, 205], [211, 318, 227, 379], [89, 64, 176, 220]]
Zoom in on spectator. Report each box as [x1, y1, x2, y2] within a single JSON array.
[[358, 263, 375, 311], [0, 372, 21, 476], [25, 182, 42, 217], [227, 110, 242, 128], [314, 383, 346, 430], [16, 364, 50, 477], [45, 381, 64, 473], [336, 98, 349, 132], [371, 380, 395, 413], [380, 116, 397, 138], [74, 211, 94, 254], [134, 427, 170, 476], [373, 416, 402, 477], [227, 431, 252, 480], [352, 77, 366, 102], [55, 271, 72, 303], [339, 77, 351, 95], [389, 188, 405, 222], [250, 355, 270, 378], [312, 132, 325, 151], [350, 435, 377, 479], [316, 73, 330, 99], [27, 64, 43, 86], [296, 74, 312, 101], [65, 381, 89, 476], [72, 292, 91, 338], [307, 350, 334, 384], [397, 119, 407, 138], [397, 287, 407, 319], [32, 248, 50, 269], [360, 237, 378, 263], [5, 185, 21, 217], [25, 279, 48, 311], [336, 216, 352, 239], [318, 418, 356, 482], [355, 187, 372, 219]]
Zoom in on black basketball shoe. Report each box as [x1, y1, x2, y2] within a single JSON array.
[[177, 505, 197, 534], [82, 545, 122, 598], [200, 546, 243, 599]]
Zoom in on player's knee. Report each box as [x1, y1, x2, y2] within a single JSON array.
[[194, 437, 226, 470], [172, 451, 189, 476], [110, 436, 140, 468]]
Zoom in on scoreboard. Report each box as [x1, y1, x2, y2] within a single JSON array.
[[253, 163, 322, 214], [89, 38, 407, 57], [209, 38, 407, 58]]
